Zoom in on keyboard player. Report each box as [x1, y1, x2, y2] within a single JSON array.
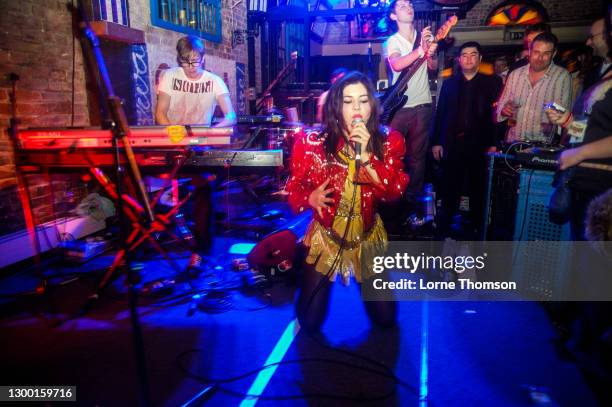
[[155, 35, 236, 127], [154, 35, 237, 256]]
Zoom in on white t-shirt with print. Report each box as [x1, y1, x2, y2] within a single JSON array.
[[383, 32, 432, 108], [157, 67, 229, 126]]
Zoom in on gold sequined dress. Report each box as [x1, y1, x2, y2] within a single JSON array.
[[303, 150, 387, 285]]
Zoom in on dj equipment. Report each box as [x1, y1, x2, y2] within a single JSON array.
[[514, 145, 612, 173], [16, 126, 233, 150], [483, 153, 519, 241], [483, 152, 571, 241], [514, 146, 562, 170], [483, 153, 573, 300]]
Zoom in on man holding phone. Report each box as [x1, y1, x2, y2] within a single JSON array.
[[496, 32, 571, 143]]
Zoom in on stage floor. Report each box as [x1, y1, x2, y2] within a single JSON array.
[[0, 233, 603, 406]]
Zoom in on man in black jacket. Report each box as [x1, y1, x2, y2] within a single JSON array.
[[431, 41, 503, 239]]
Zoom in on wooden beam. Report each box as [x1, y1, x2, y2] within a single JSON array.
[[90, 21, 145, 44]]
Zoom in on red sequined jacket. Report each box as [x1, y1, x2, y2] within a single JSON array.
[[286, 128, 409, 231]]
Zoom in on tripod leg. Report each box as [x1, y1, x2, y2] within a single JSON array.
[[164, 229, 193, 251], [15, 172, 42, 271], [192, 177, 213, 254], [97, 227, 140, 291], [124, 219, 183, 273], [156, 192, 196, 251], [143, 233, 182, 273], [101, 249, 126, 289]]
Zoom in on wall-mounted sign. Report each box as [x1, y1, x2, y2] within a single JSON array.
[[504, 29, 525, 42]]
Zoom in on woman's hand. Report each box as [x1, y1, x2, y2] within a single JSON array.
[[545, 108, 571, 126], [308, 178, 335, 217], [349, 121, 372, 162]]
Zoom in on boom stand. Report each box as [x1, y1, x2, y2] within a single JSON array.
[[71, 2, 151, 405]]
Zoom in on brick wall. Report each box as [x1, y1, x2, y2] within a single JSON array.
[[0, 0, 90, 182], [255, 28, 262, 95], [0, 0, 90, 235], [0, 0, 247, 238]]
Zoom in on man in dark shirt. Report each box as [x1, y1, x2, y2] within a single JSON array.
[[583, 17, 611, 90], [507, 23, 551, 74], [431, 42, 503, 239]]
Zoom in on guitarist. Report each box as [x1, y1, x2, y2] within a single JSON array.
[[383, 0, 438, 224]]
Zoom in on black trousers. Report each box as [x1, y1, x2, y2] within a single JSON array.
[[437, 139, 487, 238], [295, 264, 397, 333], [191, 175, 213, 253], [389, 104, 432, 210]]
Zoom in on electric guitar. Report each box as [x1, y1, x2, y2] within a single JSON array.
[[379, 16, 458, 125]]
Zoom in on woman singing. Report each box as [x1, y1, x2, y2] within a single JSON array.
[[286, 71, 409, 332]]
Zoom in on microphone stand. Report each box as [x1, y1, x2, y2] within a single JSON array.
[[8, 72, 57, 313], [70, 2, 150, 405], [354, 143, 361, 184], [351, 117, 363, 184], [8, 73, 41, 266]]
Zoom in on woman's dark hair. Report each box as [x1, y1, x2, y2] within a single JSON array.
[[322, 71, 385, 160]]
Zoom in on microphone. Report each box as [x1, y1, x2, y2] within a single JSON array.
[[351, 115, 363, 162], [351, 115, 364, 183]]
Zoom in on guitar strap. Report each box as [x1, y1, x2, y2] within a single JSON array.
[[385, 29, 422, 86], [407, 29, 422, 86], [413, 29, 421, 55], [599, 63, 612, 81]]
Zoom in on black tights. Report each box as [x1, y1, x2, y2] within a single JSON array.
[[296, 264, 398, 333]]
